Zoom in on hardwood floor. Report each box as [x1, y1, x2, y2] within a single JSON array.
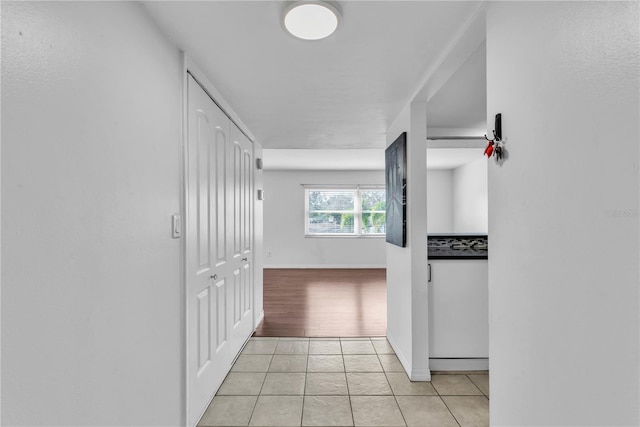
[[254, 268, 387, 337]]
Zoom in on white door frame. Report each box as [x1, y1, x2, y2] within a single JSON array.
[[252, 141, 265, 329]]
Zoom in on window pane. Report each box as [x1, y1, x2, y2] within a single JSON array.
[[308, 212, 355, 234], [361, 212, 386, 234], [361, 189, 386, 211], [309, 190, 355, 211]]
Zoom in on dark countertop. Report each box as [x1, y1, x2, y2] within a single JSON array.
[[428, 235, 488, 260]]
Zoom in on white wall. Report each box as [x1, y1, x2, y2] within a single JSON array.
[[426, 164, 488, 235], [2, 2, 183, 425], [263, 166, 466, 265], [452, 158, 488, 233], [263, 170, 386, 268], [487, 2, 639, 426], [385, 101, 430, 381], [426, 170, 453, 233]]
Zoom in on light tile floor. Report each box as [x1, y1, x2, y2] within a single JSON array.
[[199, 337, 489, 427]]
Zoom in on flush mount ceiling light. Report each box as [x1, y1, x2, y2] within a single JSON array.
[[282, 1, 342, 41]]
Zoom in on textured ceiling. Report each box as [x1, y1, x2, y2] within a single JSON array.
[[144, 1, 483, 149]]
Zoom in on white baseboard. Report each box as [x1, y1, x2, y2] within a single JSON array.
[[410, 367, 432, 381], [386, 334, 409, 373], [429, 358, 489, 371], [387, 334, 432, 381], [263, 264, 386, 269], [388, 335, 486, 377]]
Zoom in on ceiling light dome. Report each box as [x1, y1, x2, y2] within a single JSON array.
[[282, 1, 342, 41]]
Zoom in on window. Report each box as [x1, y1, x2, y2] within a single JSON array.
[[305, 186, 386, 236]]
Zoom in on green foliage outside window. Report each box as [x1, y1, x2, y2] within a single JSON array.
[[306, 188, 385, 236]]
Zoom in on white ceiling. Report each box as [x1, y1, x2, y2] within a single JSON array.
[[144, 1, 483, 149], [263, 148, 484, 170], [263, 149, 384, 170], [426, 41, 487, 131]]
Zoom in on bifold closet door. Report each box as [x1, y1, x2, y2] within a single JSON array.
[[227, 123, 254, 356], [186, 75, 234, 426]]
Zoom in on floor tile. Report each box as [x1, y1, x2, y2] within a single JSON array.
[[309, 339, 342, 355], [242, 340, 278, 355], [218, 372, 266, 396], [249, 395, 303, 426], [231, 354, 273, 372], [377, 355, 404, 372], [441, 396, 489, 427], [307, 355, 345, 372], [467, 374, 489, 396], [261, 372, 306, 395], [340, 337, 371, 341], [275, 340, 309, 355], [198, 395, 257, 427], [346, 373, 392, 395], [343, 355, 383, 372], [302, 395, 353, 426], [310, 337, 341, 340], [431, 374, 484, 395], [269, 355, 308, 373], [371, 339, 395, 355], [385, 372, 437, 396], [216, 337, 490, 427], [350, 396, 406, 426], [341, 340, 376, 355], [396, 396, 458, 427], [305, 372, 349, 395]]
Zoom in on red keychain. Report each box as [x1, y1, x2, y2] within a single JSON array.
[[484, 139, 495, 157]]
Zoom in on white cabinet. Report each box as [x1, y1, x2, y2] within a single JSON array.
[[428, 259, 488, 358]]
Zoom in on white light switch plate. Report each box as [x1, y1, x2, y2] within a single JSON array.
[[172, 214, 182, 238]]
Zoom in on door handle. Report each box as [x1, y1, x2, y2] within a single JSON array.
[[427, 264, 431, 283], [241, 257, 248, 262], [210, 274, 218, 280]]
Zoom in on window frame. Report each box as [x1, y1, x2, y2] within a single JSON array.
[[304, 185, 386, 238]]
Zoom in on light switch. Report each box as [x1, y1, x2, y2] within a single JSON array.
[[172, 214, 182, 238], [257, 189, 264, 201]]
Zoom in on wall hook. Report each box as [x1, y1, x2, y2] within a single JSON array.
[[494, 113, 502, 141], [485, 114, 502, 142], [484, 114, 503, 160]]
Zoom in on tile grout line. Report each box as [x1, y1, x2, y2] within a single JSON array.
[[439, 394, 463, 427], [246, 338, 278, 426], [339, 338, 356, 427], [300, 340, 310, 427], [466, 373, 489, 398], [257, 338, 309, 426], [375, 337, 408, 427]]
